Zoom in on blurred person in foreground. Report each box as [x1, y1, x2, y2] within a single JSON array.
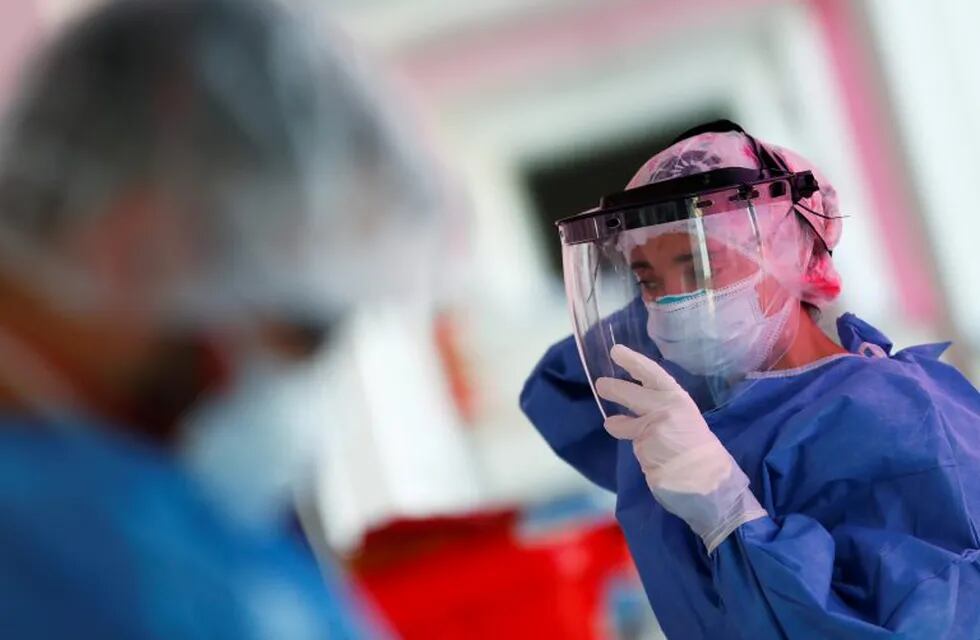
[[522, 120, 980, 638], [0, 0, 441, 637]]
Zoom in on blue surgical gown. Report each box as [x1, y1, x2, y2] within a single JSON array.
[[0, 418, 376, 639], [521, 313, 980, 639]]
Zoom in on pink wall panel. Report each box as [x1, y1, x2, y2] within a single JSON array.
[[809, 0, 940, 325], [0, 0, 41, 109]]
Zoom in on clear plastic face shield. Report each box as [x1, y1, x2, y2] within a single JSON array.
[[559, 168, 819, 415]]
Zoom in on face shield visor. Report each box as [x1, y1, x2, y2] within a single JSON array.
[[558, 167, 819, 415]]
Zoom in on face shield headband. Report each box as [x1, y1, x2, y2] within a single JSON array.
[[557, 119, 828, 253], [556, 167, 820, 248]]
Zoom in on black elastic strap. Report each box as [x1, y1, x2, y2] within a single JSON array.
[[600, 167, 762, 209], [670, 119, 746, 145], [670, 118, 791, 178], [665, 119, 829, 252]]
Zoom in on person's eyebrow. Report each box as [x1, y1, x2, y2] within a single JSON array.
[[631, 253, 694, 272]]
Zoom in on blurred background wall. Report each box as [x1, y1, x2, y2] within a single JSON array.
[[2, 0, 978, 636], [315, 0, 980, 541]]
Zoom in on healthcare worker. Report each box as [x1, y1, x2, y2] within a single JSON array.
[[0, 0, 441, 637], [522, 120, 980, 638]]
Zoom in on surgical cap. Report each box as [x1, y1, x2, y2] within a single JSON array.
[[0, 0, 443, 324], [626, 130, 843, 308]]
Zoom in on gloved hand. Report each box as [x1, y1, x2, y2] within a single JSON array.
[[596, 344, 767, 552]]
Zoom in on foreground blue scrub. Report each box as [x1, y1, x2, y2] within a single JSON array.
[[0, 419, 375, 640], [521, 314, 980, 639]]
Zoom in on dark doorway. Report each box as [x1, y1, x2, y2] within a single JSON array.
[[522, 110, 731, 279]]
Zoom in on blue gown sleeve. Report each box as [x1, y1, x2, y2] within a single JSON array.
[[520, 335, 617, 492], [711, 357, 980, 639]]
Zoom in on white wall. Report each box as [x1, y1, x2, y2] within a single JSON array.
[[864, 0, 980, 375]]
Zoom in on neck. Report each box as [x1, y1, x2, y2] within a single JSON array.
[[0, 274, 142, 427], [772, 305, 847, 370]]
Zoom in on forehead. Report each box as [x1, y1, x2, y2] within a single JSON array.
[[630, 232, 692, 256], [626, 230, 757, 271], [627, 232, 728, 260]]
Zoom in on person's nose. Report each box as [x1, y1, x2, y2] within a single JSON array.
[[661, 271, 695, 297]]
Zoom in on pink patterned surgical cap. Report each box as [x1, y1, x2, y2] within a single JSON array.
[[626, 130, 843, 307]]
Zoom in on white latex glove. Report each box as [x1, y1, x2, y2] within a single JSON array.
[[596, 344, 767, 552]]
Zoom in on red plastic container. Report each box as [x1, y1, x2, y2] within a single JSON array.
[[353, 511, 636, 639]]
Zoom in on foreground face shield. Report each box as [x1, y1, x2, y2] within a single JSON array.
[[558, 168, 817, 415]]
